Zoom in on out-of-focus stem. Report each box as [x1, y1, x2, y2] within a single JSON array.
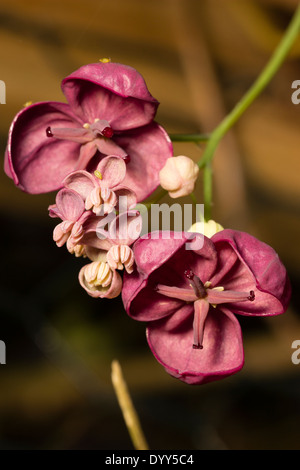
[[199, 3, 300, 172], [111, 360, 149, 450]]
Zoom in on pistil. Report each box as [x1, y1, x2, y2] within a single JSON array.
[[46, 119, 113, 143], [184, 269, 207, 298], [156, 268, 256, 350]]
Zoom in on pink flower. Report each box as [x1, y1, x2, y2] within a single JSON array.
[[4, 62, 172, 200], [122, 230, 291, 385], [49, 187, 92, 255], [78, 249, 123, 299], [63, 155, 136, 215], [78, 210, 141, 298]]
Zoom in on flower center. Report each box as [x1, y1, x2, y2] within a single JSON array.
[[184, 269, 207, 299], [83, 261, 113, 289], [46, 118, 114, 143], [156, 269, 255, 350]]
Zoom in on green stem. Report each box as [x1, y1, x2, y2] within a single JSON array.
[[203, 164, 213, 220], [200, 3, 300, 218], [190, 192, 198, 206]]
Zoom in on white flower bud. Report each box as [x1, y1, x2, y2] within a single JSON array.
[[188, 220, 224, 238], [159, 156, 199, 198]]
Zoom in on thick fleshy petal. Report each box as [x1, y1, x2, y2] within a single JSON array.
[[113, 122, 173, 201], [122, 232, 217, 322], [4, 101, 83, 193], [80, 214, 115, 251], [147, 306, 244, 385], [61, 62, 158, 130], [113, 188, 137, 213], [126, 232, 191, 279], [130, 232, 217, 281], [108, 211, 142, 246], [96, 155, 126, 188], [211, 230, 291, 316], [55, 188, 85, 222], [63, 170, 96, 200]]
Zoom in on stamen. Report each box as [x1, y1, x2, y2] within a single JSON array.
[[206, 287, 256, 305], [156, 284, 197, 302], [107, 245, 135, 273], [94, 170, 103, 180]]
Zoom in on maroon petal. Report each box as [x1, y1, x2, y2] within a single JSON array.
[[211, 230, 291, 316], [61, 62, 158, 130], [122, 232, 218, 322], [114, 122, 173, 201], [147, 305, 244, 385], [5, 101, 82, 194]]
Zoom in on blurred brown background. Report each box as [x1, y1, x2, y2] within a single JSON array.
[[0, 0, 300, 450]]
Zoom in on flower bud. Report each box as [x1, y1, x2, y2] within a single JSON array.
[[159, 156, 199, 198], [188, 219, 224, 238]]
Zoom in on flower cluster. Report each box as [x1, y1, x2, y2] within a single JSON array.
[[4, 61, 291, 385], [4, 61, 173, 299]]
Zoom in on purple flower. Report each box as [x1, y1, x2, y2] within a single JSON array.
[[63, 155, 137, 215], [78, 248, 123, 300], [4, 62, 172, 200], [122, 230, 291, 385], [49, 187, 92, 255], [77, 211, 142, 299]]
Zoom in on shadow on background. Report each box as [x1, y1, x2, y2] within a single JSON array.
[[0, 0, 300, 450]]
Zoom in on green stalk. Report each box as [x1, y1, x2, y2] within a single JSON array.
[[200, 3, 300, 219]]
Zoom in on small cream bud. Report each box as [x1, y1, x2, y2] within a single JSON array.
[[188, 219, 224, 238], [159, 156, 199, 198]]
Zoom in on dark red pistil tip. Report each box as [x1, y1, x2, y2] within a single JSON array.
[[46, 126, 53, 137], [248, 290, 255, 301], [193, 343, 203, 350], [122, 154, 131, 164], [184, 269, 194, 280], [102, 126, 114, 138]]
